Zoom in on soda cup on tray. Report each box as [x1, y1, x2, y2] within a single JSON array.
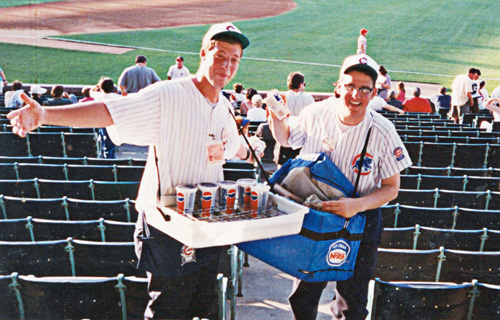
[[198, 183, 218, 217], [218, 180, 237, 214], [250, 183, 271, 216], [175, 185, 197, 214], [237, 178, 257, 211]]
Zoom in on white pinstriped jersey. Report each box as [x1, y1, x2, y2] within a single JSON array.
[[105, 77, 240, 209], [288, 97, 412, 196], [285, 90, 315, 116]]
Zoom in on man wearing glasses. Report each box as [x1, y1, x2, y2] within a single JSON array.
[[268, 54, 412, 319]]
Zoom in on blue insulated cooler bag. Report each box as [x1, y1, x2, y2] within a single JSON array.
[[237, 153, 366, 282]]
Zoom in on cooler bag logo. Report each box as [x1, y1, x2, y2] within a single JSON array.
[[326, 240, 350, 267]]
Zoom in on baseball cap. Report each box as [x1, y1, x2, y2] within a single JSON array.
[[360, 28, 368, 34], [29, 85, 47, 95], [176, 56, 184, 62], [339, 54, 379, 83], [202, 22, 250, 49]]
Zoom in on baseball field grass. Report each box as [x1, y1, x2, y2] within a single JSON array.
[[2, 0, 500, 93], [0, 0, 67, 8]]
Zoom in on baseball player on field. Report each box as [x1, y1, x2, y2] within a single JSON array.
[[268, 54, 412, 320], [8, 22, 255, 320]]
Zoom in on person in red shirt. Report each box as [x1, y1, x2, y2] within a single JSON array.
[[403, 87, 432, 113]]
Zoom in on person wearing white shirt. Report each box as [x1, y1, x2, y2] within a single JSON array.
[[478, 80, 489, 110], [368, 95, 404, 114], [167, 56, 190, 80], [246, 94, 267, 122], [7, 22, 254, 320]]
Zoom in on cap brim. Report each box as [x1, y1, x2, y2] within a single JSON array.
[[216, 31, 250, 49], [345, 65, 378, 83]]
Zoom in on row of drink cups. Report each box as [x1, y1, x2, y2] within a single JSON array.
[[175, 178, 271, 216]]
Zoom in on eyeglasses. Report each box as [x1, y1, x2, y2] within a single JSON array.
[[342, 83, 373, 96]]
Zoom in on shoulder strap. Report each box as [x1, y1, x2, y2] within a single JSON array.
[[352, 127, 372, 197]]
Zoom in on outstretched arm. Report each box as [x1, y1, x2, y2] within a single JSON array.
[[268, 110, 291, 147], [7, 93, 114, 137]]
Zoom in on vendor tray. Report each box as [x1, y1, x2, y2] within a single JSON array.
[[145, 193, 308, 248]]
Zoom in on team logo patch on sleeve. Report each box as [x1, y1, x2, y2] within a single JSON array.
[[393, 147, 405, 161]]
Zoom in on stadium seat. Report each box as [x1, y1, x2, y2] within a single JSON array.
[[455, 207, 500, 230], [439, 249, 500, 284], [453, 143, 489, 168], [381, 204, 456, 229], [0, 238, 143, 277], [370, 279, 472, 320], [0, 273, 149, 320], [0, 196, 138, 222], [374, 248, 440, 282]]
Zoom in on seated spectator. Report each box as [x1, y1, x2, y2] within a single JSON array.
[[386, 90, 404, 109], [29, 85, 47, 106], [230, 83, 246, 109], [376, 65, 391, 100], [368, 95, 404, 114], [478, 80, 489, 110], [240, 88, 258, 115], [79, 86, 95, 103], [246, 94, 267, 122], [5, 80, 25, 108], [403, 87, 432, 113], [436, 86, 451, 118], [44, 85, 77, 106]]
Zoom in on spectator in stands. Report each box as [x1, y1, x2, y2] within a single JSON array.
[[239, 88, 258, 115], [246, 94, 267, 122], [403, 87, 432, 113], [29, 85, 47, 106], [470, 69, 482, 113], [0, 64, 7, 95], [478, 80, 489, 110], [484, 98, 500, 132], [235, 115, 250, 139], [368, 95, 404, 114], [5, 80, 25, 108], [268, 53, 411, 320], [376, 65, 391, 100], [356, 28, 368, 54], [386, 90, 404, 109], [43, 85, 76, 106], [118, 54, 161, 95], [396, 81, 406, 102], [8, 22, 256, 320], [90, 77, 122, 159], [436, 86, 451, 118], [285, 71, 315, 116], [79, 86, 94, 103], [167, 56, 190, 80], [451, 68, 480, 123], [230, 82, 246, 109]]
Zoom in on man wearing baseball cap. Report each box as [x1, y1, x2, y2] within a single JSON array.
[[167, 56, 190, 80], [8, 22, 254, 319], [357, 28, 368, 54], [268, 54, 412, 319]]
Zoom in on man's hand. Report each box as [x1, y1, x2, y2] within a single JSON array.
[[7, 93, 44, 137], [321, 197, 364, 218]]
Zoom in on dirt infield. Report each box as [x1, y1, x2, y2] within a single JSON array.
[[0, 0, 296, 53]]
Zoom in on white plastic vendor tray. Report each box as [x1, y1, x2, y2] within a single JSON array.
[[144, 193, 308, 248]]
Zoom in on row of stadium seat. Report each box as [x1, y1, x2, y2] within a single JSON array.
[[381, 204, 500, 230], [0, 132, 99, 157], [400, 174, 500, 191], [401, 134, 500, 144], [405, 142, 500, 168], [404, 165, 500, 177], [0, 162, 145, 182]]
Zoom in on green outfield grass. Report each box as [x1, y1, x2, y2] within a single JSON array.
[[0, 0, 68, 8], [2, 0, 499, 93]]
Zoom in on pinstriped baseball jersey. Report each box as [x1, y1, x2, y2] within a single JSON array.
[[105, 77, 240, 208], [288, 97, 412, 196]]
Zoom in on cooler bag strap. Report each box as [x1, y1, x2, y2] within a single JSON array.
[[352, 127, 372, 197]]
